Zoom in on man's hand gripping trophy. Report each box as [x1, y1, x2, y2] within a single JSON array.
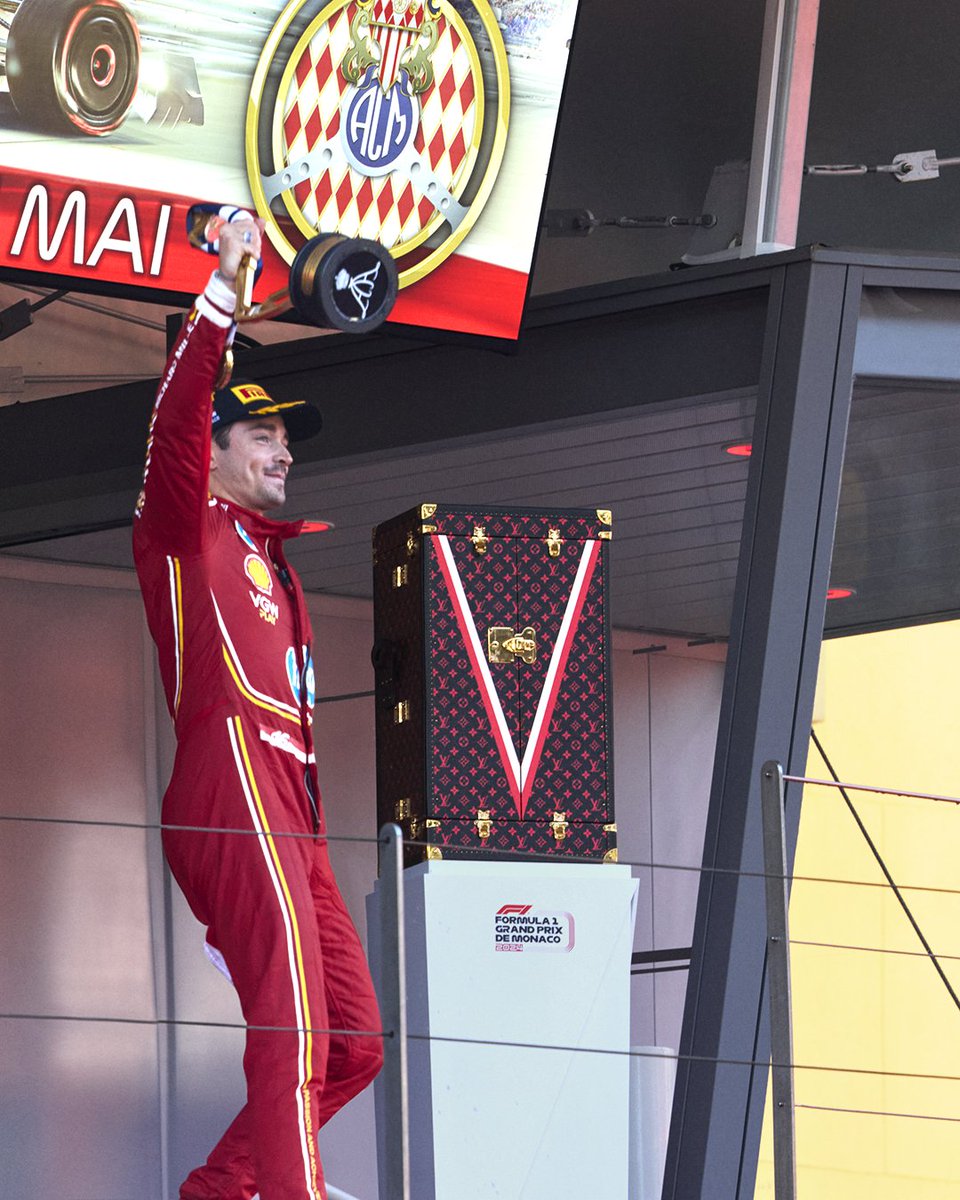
[[188, 204, 398, 334]]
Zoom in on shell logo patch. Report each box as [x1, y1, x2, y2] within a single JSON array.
[[244, 553, 273, 595]]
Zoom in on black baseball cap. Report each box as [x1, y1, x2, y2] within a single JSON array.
[[211, 379, 323, 442]]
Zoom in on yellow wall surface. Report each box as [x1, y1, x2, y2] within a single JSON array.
[[755, 621, 960, 1199]]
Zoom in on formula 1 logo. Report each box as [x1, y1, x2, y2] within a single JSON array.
[[246, 0, 510, 289], [494, 904, 575, 953]]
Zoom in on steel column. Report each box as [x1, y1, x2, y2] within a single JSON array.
[[661, 258, 862, 1199], [742, 0, 821, 254], [377, 823, 410, 1200], [760, 760, 797, 1200]]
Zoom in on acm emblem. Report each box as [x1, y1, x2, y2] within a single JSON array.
[[246, 0, 510, 288]]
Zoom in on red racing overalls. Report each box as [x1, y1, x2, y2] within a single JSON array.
[[133, 271, 382, 1200]]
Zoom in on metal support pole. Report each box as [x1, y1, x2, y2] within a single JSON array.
[[742, 0, 821, 255], [377, 823, 410, 1200], [760, 762, 797, 1200]]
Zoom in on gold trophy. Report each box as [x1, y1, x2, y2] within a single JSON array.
[[188, 205, 398, 334]]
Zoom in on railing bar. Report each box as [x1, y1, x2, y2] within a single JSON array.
[[377, 822, 410, 1200], [3, 1009, 958, 1084], [784, 774, 960, 806], [5, 811, 960, 897], [796, 1103, 960, 1124], [792, 938, 960, 963], [0, 1012, 385, 1034], [0, 813, 382, 843]]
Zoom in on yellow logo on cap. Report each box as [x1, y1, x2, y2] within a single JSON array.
[[233, 384, 272, 406], [244, 554, 273, 595]]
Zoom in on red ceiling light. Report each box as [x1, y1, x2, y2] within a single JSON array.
[[826, 586, 856, 601], [722, 440, 753, 458]]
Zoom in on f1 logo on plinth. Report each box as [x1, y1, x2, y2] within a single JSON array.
[[246, 0, 510, 289], [494, 904, 576, 953]]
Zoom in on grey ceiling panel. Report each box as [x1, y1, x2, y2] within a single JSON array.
[[5, 389, 758, 638], [11, 379, 960, 639]]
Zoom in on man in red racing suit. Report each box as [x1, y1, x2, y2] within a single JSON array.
[[133, 218, 382, 1200]]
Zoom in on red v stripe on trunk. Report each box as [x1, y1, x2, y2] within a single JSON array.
[[434, 535, 522, 809], [435, 535, 600, 819], [519, 539, 600, 812]]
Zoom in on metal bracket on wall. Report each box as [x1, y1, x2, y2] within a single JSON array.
[[543, 208, 716, 237], [0, 289, 67, 341], [805, 147, 957, 181]]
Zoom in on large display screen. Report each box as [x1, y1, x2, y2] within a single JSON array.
[[0, 0, 578, 339]]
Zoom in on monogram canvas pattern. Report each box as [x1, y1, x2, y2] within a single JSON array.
[[518, 538, 610, 822], [373, 505, 614, 864], [429, 535, 520, 819], [423, 817, 615, 861]]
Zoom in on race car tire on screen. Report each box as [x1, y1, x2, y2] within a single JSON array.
[[6, 0, 140, 135]]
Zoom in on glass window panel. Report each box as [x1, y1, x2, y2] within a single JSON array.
[[533, 0, 769, 292], [826, 380, 960, 635], [759, 294, 960, 1192], [799, 2, 960, 255]]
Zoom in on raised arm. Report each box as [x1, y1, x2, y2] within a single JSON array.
[[133, 217, 264, 555]]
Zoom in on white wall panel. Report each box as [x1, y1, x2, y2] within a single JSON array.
[[612, 635, 725, 1056], [0, 560, 724, 1200], [649, 651, 725, 1052], [0, 567, 163, 1200]]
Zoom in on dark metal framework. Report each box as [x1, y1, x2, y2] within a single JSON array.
[[664, 248, 960, 1199], [3, 246, 960, 1195]]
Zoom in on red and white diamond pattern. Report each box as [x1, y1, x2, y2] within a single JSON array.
[[279, 1, 478, 250], [370, 0, 422, 92]]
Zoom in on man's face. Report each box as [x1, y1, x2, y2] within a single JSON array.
[[209, 416, 292, 514]]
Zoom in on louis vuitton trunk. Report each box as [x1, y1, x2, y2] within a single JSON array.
[[372, 504, 616, 865]]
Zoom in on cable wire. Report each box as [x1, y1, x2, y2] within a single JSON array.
[[796, 1103, 960, 1125], [809, 729, 960, 1016], [405, 1035, 960, 1084], [9, 1005, 953, 1085], [787, 773, 960, 808], [0, 1011, 386, 1037], [400, 837, 960, 899], [0, 813, 381, 844], [791, 938, 960, 964], [4, 812, 960, 898]]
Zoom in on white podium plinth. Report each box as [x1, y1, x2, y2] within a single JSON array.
[[368, 860, 638, 1200], [628, 1046, 677, 1199]]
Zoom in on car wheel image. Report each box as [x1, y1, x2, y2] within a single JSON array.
[[6, 0, 140, 135]]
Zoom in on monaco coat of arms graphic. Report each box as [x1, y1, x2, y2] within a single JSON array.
[[247, 0, 510, 288]]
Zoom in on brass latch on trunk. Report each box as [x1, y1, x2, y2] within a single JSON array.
[[487, 626, 537, 664], [395, 798, 420, 840], [546, 528, 563, 557], [475, 809, 493, 841], [471, 525, 489, 555], [425, 818, 442, 860], [550, 811, 569, 841]]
